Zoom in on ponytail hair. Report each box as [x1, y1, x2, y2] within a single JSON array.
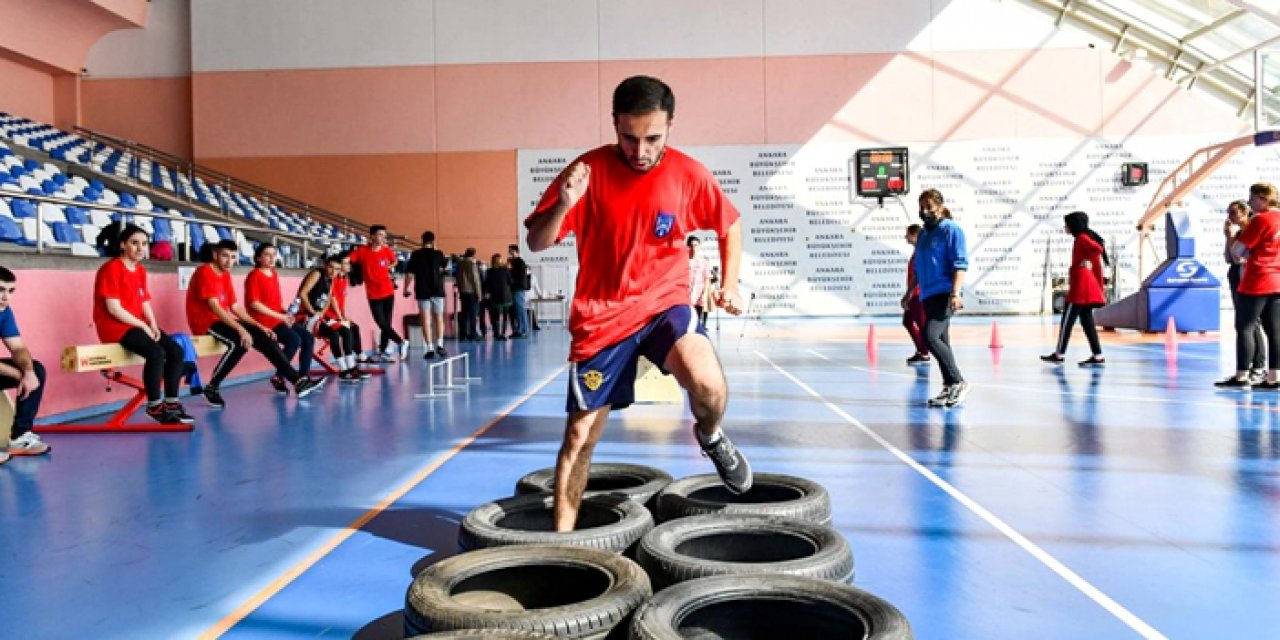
[[919, 188, 952, 219]]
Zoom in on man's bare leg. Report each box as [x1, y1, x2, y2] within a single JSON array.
[[664, 333, 727, 438], [553, 406, 611, 531], [432, 311, 445, 348], [418, 308, 432, 347], [665, 331, 752, 493]]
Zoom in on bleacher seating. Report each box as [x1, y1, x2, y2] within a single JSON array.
[[0, 114, 376, 262]]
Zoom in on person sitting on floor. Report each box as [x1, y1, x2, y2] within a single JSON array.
[[186, 240, 321, 407], [0, 265, 50, 460]]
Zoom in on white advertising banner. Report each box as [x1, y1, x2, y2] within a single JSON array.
[[518, 134, 1280, 317]]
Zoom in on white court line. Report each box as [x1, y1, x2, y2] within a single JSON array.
[[805, 349, 1271, 411], [756, 351, 1170, 640]]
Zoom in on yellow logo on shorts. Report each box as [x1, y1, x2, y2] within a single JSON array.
[[583, 370, 604, 391]]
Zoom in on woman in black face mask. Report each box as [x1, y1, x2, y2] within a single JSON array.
[[1041, 211, 1107, 366], [902, 188, 970, 407]]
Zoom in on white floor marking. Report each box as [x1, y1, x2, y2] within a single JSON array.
[[758, 350, 1169, 640]]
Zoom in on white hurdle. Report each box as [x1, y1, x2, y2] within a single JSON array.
[[414, 352, 482, 400]]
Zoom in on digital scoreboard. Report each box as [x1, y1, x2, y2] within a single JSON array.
[[850, 147, 910, 203]]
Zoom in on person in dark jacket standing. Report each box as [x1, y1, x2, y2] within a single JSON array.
[[455, 248, 482, 341], [902, 188, 969, 408], [507, 244, 532, 338], [1041, 211, 1107, 366], [484, 253, 514, 340]]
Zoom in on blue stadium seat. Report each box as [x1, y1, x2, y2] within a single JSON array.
[[119, 192, 137, 208], [21, 159, 37, 171], [11, 199, 36, 218], [51, 173, 66, 186], [0, 216, 23, 244], [64, 207, 89, 225], [188, 224, 207, 255], [152, 217, 172, 242], [216, 226, 232, 241], [40, 179, 56, 194], [52, 222, 79, 244], [89, 179, 104, 191]]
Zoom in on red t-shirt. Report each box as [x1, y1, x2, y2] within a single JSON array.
[[1066, 233, 1106, 306], [325, 277, 348, 321], [526, 146, 740, 361], [186, 263, 236, 335], [244, 268, 284, 328], [351, 244, 397, 299], [93, 258, 151, 343], [1237, 209, 1280, 295]]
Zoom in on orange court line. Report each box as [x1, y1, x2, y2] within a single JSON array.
[[197, 365, 568, 639]]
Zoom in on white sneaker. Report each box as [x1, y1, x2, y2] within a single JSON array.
[[945, 381, 971, 407], [399, 342, 410, 360], [0, 450, 9, 465], [9, 431, 50, 455]]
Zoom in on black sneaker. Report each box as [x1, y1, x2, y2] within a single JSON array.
[[1077, 355, 1105, 367], [203, 386, 225, 408], [435, 346, 447, 357], [700, 432, 753, 494], [145, 403, 183, 425], [1214, 377, 1251, 389], [1255, 380, 1280, 391], [269, 375, 288, 393], [1250, 369, 1267, 385], [1040, 353, 1065, 364], [164, 401, 196, 424], [339, 370, 361, 383], [906, 353, 931, 365], [423, 349, 436, 360], [294, 377, 322, 398]]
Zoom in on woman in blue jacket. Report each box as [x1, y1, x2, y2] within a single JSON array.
[[902, 189, 969, 407]]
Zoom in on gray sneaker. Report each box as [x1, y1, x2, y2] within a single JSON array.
[[8, 431, 50, 455], [700, 432, 753, 494], [926, 385, 953, 407], [944, 381, 971, 407]]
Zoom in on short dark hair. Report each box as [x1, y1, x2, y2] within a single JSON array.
[[422, 231, 435, 244], [253, 242, 276, 264], [324, 253, 343, 265], [686, 235, 700, 247], [508, 244, 519, 253], [370, 224, 387, 236], [215, 239, 239, 253], [0, 266, 14, 283], [906, 224, 921, 235], [612, 76, 675, 119]]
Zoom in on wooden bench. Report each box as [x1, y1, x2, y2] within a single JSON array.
[[38, 335, 225, 433]]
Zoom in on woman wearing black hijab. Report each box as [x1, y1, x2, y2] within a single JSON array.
[[1042, 211, 1107, 366]]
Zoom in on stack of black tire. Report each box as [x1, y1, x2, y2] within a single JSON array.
[[405, 464, 911, 639]]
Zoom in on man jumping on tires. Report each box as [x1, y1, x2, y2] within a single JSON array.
[[525, 75, 752, 532]]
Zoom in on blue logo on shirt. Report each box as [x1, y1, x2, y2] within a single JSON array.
[[654, 212, 675, 238]]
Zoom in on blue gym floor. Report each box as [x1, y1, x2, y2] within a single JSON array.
[[1, 317, 1276, 639]]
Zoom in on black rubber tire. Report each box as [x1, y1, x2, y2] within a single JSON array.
[[458, 493, 654, 553], [404, 545, 652, 639], [628, 574, 912, 639], [514, 463, 673, 508], [654, 472, 831, 524], [635, 514, 854, 590], [410, 630, 558, 639]]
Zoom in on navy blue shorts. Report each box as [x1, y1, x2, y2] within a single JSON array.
[[566, 305, 705, 412]]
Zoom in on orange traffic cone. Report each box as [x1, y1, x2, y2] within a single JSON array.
[[1164, 316, 1178, 350], [866, 323, 878, 363], [989, 320, 1003, 349]]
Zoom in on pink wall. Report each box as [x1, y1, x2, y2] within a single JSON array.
[[0, 0, 144, 73], [82, 76, 192, 158], [9, 264, 418, 421], [0, 53, 56, 123]]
